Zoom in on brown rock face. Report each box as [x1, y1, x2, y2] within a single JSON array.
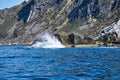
[[0, 0, 120, 45], [68, 33, 95, 45], [55, 32, 95, 45], [68, 33, 83, 44]]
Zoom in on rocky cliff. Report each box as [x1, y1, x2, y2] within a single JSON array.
[[0, 0, 120, 46]]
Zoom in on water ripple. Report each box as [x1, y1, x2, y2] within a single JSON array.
[[0, 46, 120, 80]]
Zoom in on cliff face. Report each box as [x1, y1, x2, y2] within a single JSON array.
[[69, 0, 120, 22], [0, 0, 120, 45]]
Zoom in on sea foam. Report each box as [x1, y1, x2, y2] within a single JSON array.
[[31, 31, 65, 48]]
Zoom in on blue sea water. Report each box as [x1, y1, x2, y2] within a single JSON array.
[[0, 46, 120, 80]]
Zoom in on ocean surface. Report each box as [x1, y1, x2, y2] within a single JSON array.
[[0, 46, 120, 80]]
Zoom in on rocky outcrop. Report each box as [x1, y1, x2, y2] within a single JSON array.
[[55, 32, 95, 46], [17, 0, 35, 22], [69, 33, 83, 44], [68, 0, 120, 22], [98, 32, 119, 43], [17, 0, 63, 22], [97, 20, 120, 44], [68, 33, 95, 45], [7, 22, 18, 38], [0, 0, 120, 46]]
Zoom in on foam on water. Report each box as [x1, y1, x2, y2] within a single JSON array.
[[31, 31, 65, 48]]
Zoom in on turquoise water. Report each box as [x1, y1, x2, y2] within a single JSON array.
[[0, 46, 120, 80]]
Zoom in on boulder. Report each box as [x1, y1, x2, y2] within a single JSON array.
[[68, 33, 83, 45], [54, 32, 70, 45], [55, 32, 95, 45], [98, 32, 120, 43], [98, 20, 120, 44]]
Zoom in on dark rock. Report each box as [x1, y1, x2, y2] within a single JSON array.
[[68, 33, 83, 44], [17, 0, 59, 22], [98, 32, 120, 43], [56, 0, 64, 4], [54, 32, 71, 45], [17, 0, 35, 22], [68, 33, 95, 45], [68, 0, 120, 22]]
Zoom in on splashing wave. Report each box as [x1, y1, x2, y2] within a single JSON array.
[[31, 31, 65, 48]]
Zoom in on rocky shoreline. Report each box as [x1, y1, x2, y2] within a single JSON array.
[[1, 19, 120, 47], [0, 0, 120, 47], [0, 39, 120, 48]]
